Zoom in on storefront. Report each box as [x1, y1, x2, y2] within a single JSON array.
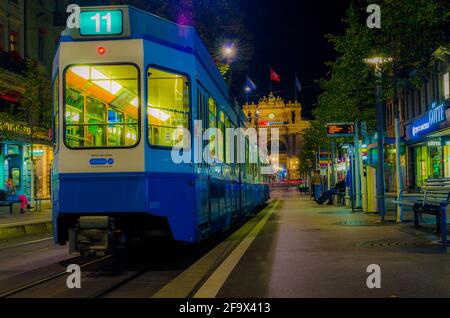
[[0, 119, 53, 201], [405, 100, 450, 189]]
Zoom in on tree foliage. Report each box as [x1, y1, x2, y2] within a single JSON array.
[[19, 60, 52, 130], [300, 0, 448, 174], [108, 0, 253, 77]]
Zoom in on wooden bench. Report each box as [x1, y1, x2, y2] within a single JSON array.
[[394, 179, 450, 244]]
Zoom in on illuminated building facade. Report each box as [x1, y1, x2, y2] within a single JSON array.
[[243, 94, 311, 181]]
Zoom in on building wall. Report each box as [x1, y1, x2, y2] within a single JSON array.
[[25, 0, 65, 74], [0, 0, 25, 58], [0, 0, 62, 203], [385, 56, 450, 191]]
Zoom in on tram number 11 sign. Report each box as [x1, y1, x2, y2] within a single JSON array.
[[326, 123, 355, 137], [80, 10, 123, 36]]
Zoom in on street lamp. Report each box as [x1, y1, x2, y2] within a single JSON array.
[[222, 43, 236, 87], [365, 56, 392, 222], [223, 46, 235, 58]]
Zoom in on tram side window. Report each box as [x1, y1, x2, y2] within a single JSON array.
[[245, 139, 249, 179], [218, 111, 225, 162], [64, 64, 140, 148], [225, 116, 232, 164], [208, 97, 217, 158], [148, 68, 190, 148]]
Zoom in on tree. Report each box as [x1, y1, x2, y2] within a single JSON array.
[[19, 60, 52, 132], [300, 0, 447, 176], [362, 0, 447, 138], [107, 0, 253, 79], [299, 121, 328, 174], [314, 4, 378, 129]]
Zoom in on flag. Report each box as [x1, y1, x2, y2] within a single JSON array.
[[245, 76, 257, 92], [270, 68, 281, 82], [295, 74, 302, 93]]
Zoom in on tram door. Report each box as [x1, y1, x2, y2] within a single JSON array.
[[196, 86, 211, 227]]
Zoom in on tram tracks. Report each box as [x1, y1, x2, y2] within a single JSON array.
[[0, 203, 275, 298], [0, 255, 112, 298]]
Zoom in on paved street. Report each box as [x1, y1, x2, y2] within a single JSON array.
[[214, 189, 450, 298]]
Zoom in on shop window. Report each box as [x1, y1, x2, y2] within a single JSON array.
[[444, 144, 450, 178], [415, 146, 428, 188], [6, 144, 20, 155], [415, 145, 443, 188], [9, 31, 19, 55], [10, 166, 20, 188], [147, 67, 190, 148], [64, 64, 140, 148], [429, 146, 442, 179]]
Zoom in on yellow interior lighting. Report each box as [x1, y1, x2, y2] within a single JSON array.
[[148, 107, 170, 122], [71, 66, 123, 95]]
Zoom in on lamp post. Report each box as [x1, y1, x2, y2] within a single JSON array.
[[365, 57, 392, 222]]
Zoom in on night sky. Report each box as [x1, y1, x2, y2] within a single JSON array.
[[238, 0, 352, 118], [76, 0, 352, 118]]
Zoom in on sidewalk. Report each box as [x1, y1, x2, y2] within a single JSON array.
[[0, 203, 52, 241], [216, 188, 450, 297]]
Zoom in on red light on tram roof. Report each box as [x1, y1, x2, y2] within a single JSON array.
[[97, 47, 106, 55]]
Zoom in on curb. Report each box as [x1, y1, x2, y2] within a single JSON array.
[[0, 220, 52, 241]]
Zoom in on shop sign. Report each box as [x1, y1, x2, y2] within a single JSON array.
[[410, 102, 446, 138], [0, 121, 31, 137]]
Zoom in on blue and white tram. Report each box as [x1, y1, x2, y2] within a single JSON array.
[[52, 5, 270, 254]]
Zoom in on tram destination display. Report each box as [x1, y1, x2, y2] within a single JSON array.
[[326, 123, 355, 137], [80, 10, 123, 36]]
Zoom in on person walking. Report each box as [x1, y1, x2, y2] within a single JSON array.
[[311, 170, 323, 200]]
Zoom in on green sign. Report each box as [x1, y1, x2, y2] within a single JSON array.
[[80, 10, 123, 36]]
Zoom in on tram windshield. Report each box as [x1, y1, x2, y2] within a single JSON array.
[[64, 64, 140, 148]]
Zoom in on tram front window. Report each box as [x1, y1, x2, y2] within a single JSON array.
[[64, 64, 140, 148]]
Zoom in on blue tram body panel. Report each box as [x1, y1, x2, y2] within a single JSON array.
[[52, 5, 269, 247]]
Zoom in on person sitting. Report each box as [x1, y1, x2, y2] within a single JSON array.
[[5, 178, 31, 214], [315, 178, 346, 205], [5, 178, 16, 196]]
